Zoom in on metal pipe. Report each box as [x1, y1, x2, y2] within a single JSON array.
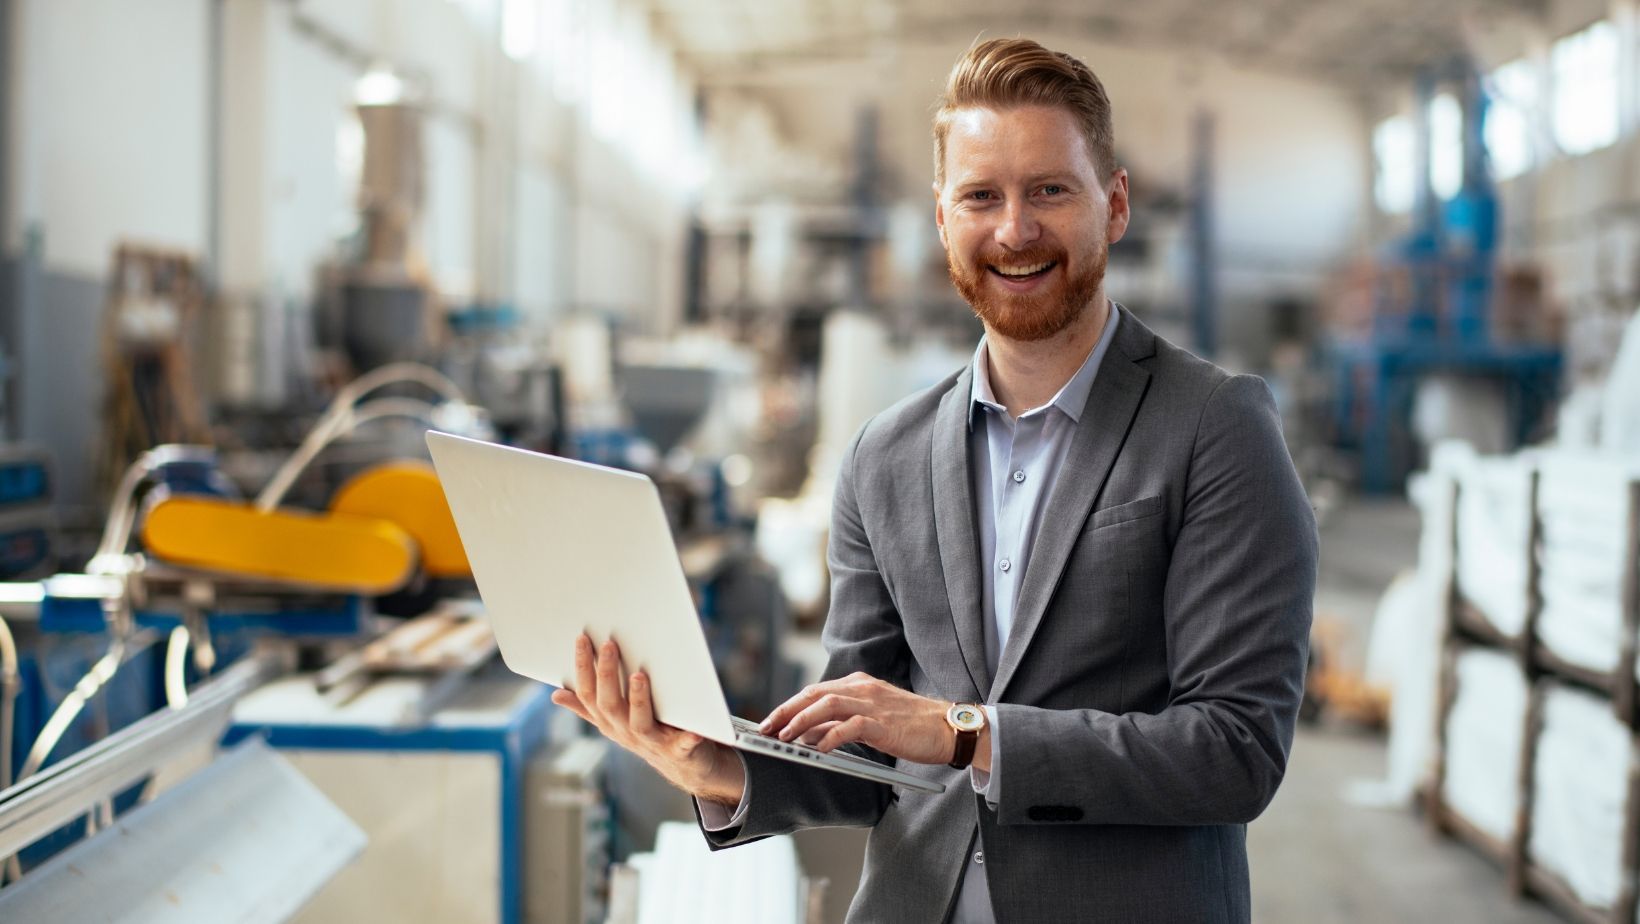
[[253, 362, 465, 511], [15, 631, 147, 784], [92, 444, 218, 564], [0, 650, 280, 862], [0, 613, 20, 878], [164, 627, 190, 710], [254, 395, 442, 511]]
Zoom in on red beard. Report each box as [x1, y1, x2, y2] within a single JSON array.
[[947, 239, 1107, 342]]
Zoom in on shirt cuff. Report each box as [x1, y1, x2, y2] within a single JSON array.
[[967, 705, 1000, 809], [696, 754, 751, 831]]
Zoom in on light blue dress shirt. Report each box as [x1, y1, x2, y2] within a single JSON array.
[[706, 305, 1121, 924]]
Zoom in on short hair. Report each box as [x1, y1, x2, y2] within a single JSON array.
[[932, 38, 1117, 186]]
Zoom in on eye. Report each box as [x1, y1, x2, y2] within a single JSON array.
[[1041, 184, 1064, 196], [970, 190, 994, 201]]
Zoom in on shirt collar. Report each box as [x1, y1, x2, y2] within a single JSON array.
[[968, 301, 1122, 430]]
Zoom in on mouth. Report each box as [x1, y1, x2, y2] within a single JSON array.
[[987, 260, 1057, 282]]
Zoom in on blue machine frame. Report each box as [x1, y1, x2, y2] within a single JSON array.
[[1332, 61, 1563, 493]]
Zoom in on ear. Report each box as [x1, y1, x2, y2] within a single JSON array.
[[932, 181, 949, 250], [1105, 168, 1131, 245]]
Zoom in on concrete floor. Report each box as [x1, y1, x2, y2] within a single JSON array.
[[1260, 498, 1558, 922], [1250, 721, 1559, 923]]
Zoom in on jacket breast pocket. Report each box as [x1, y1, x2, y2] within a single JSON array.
[[1085, 493, 1164, 532]]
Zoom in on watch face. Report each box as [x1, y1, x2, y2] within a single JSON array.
[[948, 704, 984, 732]]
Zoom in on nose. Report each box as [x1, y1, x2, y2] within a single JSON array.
[[994, 199, 1040, 250]]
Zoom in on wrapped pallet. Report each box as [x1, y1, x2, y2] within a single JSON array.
[[1535, 451, 1639, 675], [1528, 684, 1633, 913], [1442, 648, 1530, 843]]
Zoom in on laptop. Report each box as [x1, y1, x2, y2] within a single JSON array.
[[425, 430, 944, 795]]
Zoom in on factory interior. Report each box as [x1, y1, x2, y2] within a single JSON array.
[[3, 0, 1640, 921]]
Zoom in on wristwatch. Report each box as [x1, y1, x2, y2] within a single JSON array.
[[946, 702, 987, 770]]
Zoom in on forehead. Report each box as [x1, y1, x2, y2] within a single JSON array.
[[942, 105, 1098, 184]]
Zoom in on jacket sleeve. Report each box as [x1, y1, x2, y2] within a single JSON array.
[[992, 374, 1317, 827], [698, 422, 907, 848]]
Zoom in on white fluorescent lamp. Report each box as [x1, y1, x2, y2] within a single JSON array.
[[355, 64, 404, 107]]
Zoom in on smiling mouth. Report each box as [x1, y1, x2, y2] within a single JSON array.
[[988, 261, 1056, 281]]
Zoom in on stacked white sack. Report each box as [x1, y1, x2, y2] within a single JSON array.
[[1536, 451, 1639, 675], [1442, 648, 1530, 842], [1451, 449, 1536, 637], [1528, 685, 1632, 911], [1600, 306, 1640, 453], [1359, 457, 1456, 807]]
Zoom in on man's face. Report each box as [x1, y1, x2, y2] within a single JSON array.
[[934, 105, 1129, 342]]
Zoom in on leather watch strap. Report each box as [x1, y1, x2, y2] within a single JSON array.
[[948, 726, 979, 770]]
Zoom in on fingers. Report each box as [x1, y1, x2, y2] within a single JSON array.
[[595, 639, 628, 718], [777, 693, 868, 742], [797, 720, 841, 747], [629, 671, 656, 735], [816, 714, 873, 753], [761, 680, 837, 735], [551, 688, 595, 724], [573, 634, 598, 717]]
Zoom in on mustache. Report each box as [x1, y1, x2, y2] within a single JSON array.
[[977, 245, 1067, 268]]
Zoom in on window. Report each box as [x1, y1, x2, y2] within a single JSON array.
[[502, 0, 537, 61], [1485, 58, 1537, 180], [547, 0, 586, 105], [1551, 20, 1619, 156], [1374, 114, 1415, 214], [1428, 92, 1463, 199]]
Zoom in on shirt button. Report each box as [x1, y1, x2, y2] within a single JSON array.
[[1012, 470, 1025, 483], [999, 559, 1011, 572], [974, 850, 985, 865]]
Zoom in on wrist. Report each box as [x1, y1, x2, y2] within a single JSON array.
[[970, 723, 992, 774], [692, 742, 746, 806]]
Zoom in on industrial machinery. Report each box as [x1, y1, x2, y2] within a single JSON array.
[[1330, 61, 1562, 493], [0, 447, 53, 580], [318, 95, 435, 377], [0, 363, 493, 888], [137, 362, 482, 597]]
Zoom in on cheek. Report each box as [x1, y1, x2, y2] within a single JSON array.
[[947, 225, 989, 261]]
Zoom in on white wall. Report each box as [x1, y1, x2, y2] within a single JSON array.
[[3, 0, 705, 505], [10, 0, 697, 316], [7, 0, 209, 274]]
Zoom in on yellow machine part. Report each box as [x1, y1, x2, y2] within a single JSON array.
[[330, 461, 471, 579], [141, 496, 418, 595]]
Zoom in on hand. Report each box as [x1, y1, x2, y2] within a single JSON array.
[[550, 634, 746, 806], [759, 672, 972, 768]]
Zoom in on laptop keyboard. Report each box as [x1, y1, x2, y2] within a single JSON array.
[[731, 717, 882, 767]]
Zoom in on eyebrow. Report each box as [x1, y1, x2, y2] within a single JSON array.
[[952, 173, 1077, 193]]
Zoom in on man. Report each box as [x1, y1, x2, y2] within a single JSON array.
[[551, 37, 1317, 923]]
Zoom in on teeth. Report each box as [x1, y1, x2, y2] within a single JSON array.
[[994, 261, 1051, 277]]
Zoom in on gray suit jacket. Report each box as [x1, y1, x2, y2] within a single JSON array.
[[697, 307, 1318, 923]]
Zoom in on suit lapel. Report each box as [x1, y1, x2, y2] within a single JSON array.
[[931, 368, 991, 702], [988, 308, 1156, 702]]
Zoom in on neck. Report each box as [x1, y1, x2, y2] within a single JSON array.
[[984, 294, 1111, 419]]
